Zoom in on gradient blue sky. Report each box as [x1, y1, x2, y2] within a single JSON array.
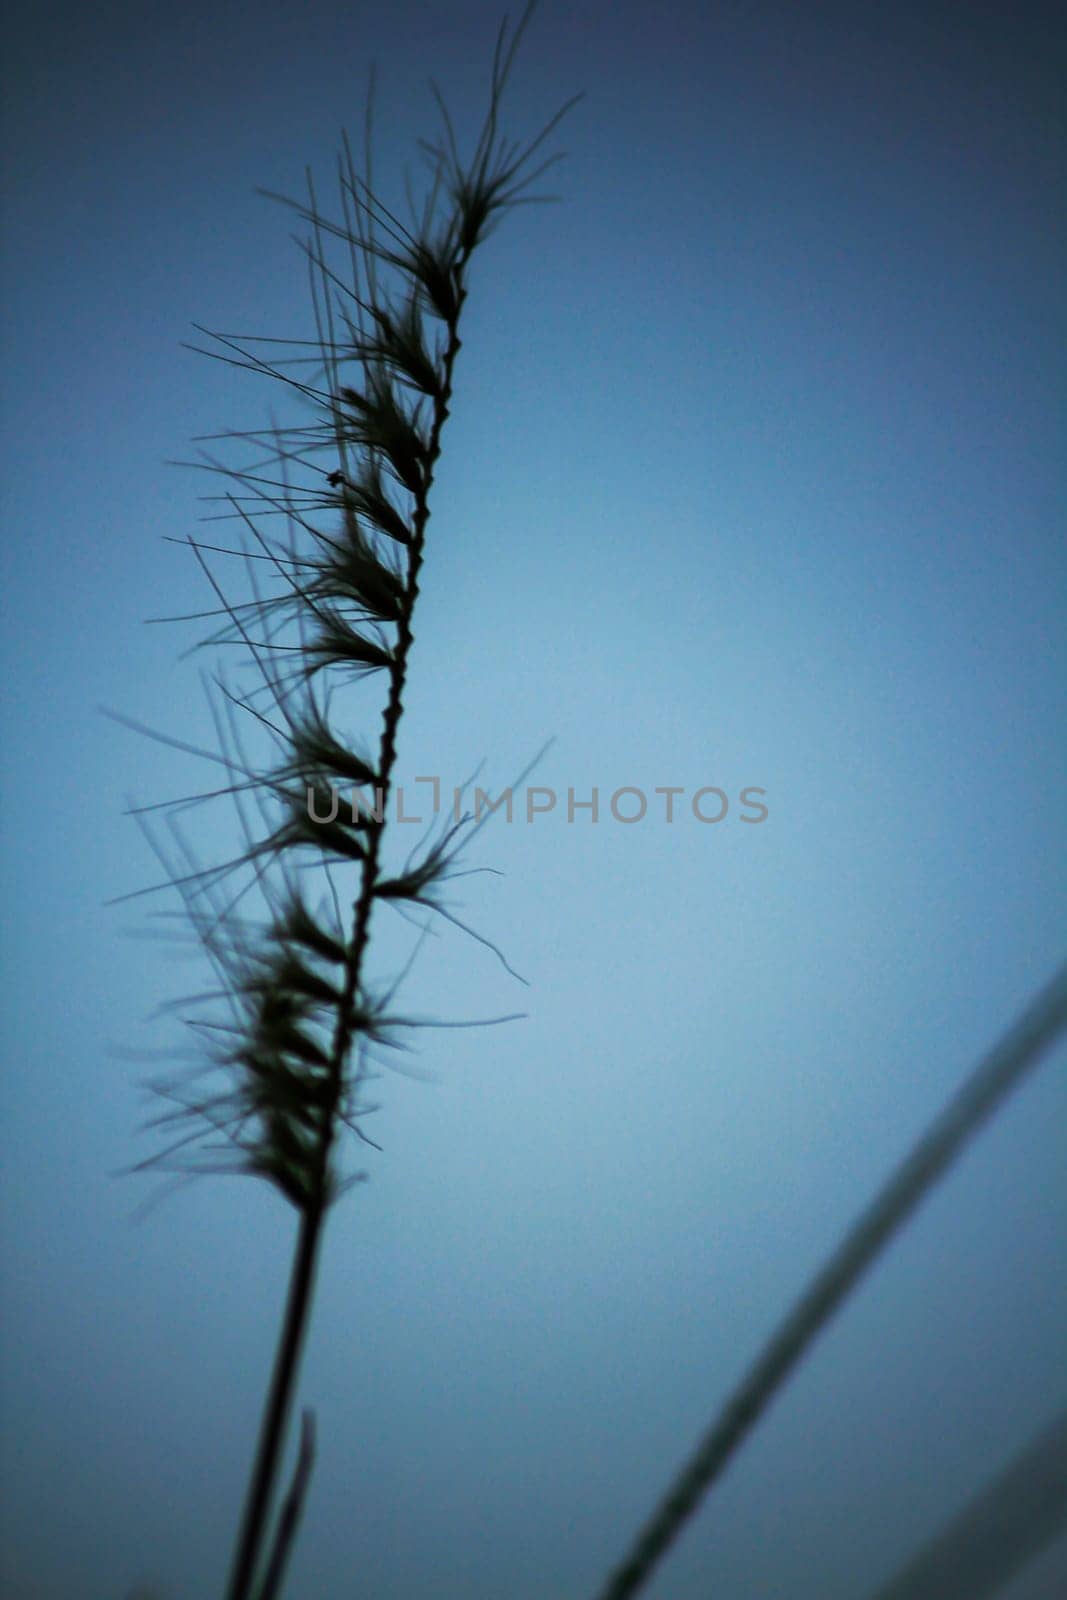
[[2, 1, 1065, 1596]]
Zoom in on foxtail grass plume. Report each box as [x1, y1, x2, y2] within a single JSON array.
[[122, 6, 579, 1594]]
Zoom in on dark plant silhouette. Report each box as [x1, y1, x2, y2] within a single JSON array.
[[120, 6, 578, 1593]]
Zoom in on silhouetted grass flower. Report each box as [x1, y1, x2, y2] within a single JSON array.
[[123, 6, 578, 1593]]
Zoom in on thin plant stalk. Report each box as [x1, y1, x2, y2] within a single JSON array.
[[595, 960, 1067, 1599], [255, 1411, 316, 1600], [227, 1211, 323, 1599]]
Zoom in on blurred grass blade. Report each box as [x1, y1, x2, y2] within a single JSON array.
[[867, 1410, 1067, 1600], [595, 961, 1067, 1599]]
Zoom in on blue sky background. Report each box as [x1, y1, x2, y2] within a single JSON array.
[[2, 1, 1065, 1596]]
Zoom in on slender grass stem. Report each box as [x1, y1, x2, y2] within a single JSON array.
[[226, 1207, 323, 1600], [256, 1411, 317, 1600], [595, 960, 1067, 1599]]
